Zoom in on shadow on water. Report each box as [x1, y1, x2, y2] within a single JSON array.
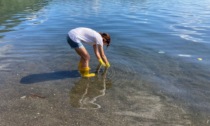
[[70, 67, 112, 109], [20, 70, 80, 84]]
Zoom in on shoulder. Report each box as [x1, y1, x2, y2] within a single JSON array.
[[70, 27, 95, 32], [95, 33, 103, 46]]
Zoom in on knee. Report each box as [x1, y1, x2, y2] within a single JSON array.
[[83, 54, 90, 61]]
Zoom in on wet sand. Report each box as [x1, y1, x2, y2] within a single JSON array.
[[0, 59, 193, 126]]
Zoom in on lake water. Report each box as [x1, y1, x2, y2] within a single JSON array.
[[1, 0, 210, 125]]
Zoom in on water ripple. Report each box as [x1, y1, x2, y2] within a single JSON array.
[[0, 44, 13, 71], [0, 0, 210, 125]]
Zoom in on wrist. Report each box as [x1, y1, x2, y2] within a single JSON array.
[[106, 62, 110, 68]]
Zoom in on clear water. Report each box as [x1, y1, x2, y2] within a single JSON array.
[[1, 0, 210, 125]]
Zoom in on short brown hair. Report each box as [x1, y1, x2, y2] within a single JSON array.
[[99, 33, 111, 48]]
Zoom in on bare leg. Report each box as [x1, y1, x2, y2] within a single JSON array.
[[75, 47, 90, 68], [74, 47, 95, 77]]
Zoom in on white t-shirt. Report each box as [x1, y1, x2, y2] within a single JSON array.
[[68, 27, 103, 47]]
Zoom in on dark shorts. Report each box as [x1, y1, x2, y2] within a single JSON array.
[[66, 35, 83, 48]]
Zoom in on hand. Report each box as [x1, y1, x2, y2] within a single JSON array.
[[98, 58, 106, 66], [105, 62, 110, 68]]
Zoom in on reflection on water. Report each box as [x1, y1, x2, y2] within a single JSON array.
[[70, 68, 111, 109], [0, 0, 50, 71], [0, 0, 49, 38], [0, 0, 210, 125]]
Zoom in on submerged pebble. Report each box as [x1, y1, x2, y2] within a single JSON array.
[[198, 58, 203, 61], [20, 96, 26, 99]]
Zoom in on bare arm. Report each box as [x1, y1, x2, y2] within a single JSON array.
[[93, 45, 109, 64], [93, 45, 101, 59]]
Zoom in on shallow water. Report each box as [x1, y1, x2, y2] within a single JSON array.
[[1, 0, 210, 125]]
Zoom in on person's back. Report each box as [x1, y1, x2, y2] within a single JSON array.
[[68, 27, 103, 46]]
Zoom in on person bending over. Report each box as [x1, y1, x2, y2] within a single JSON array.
[[67, 27, 111, 77]]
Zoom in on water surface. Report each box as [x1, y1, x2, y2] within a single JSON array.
[[1, 0, 210, 125]]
